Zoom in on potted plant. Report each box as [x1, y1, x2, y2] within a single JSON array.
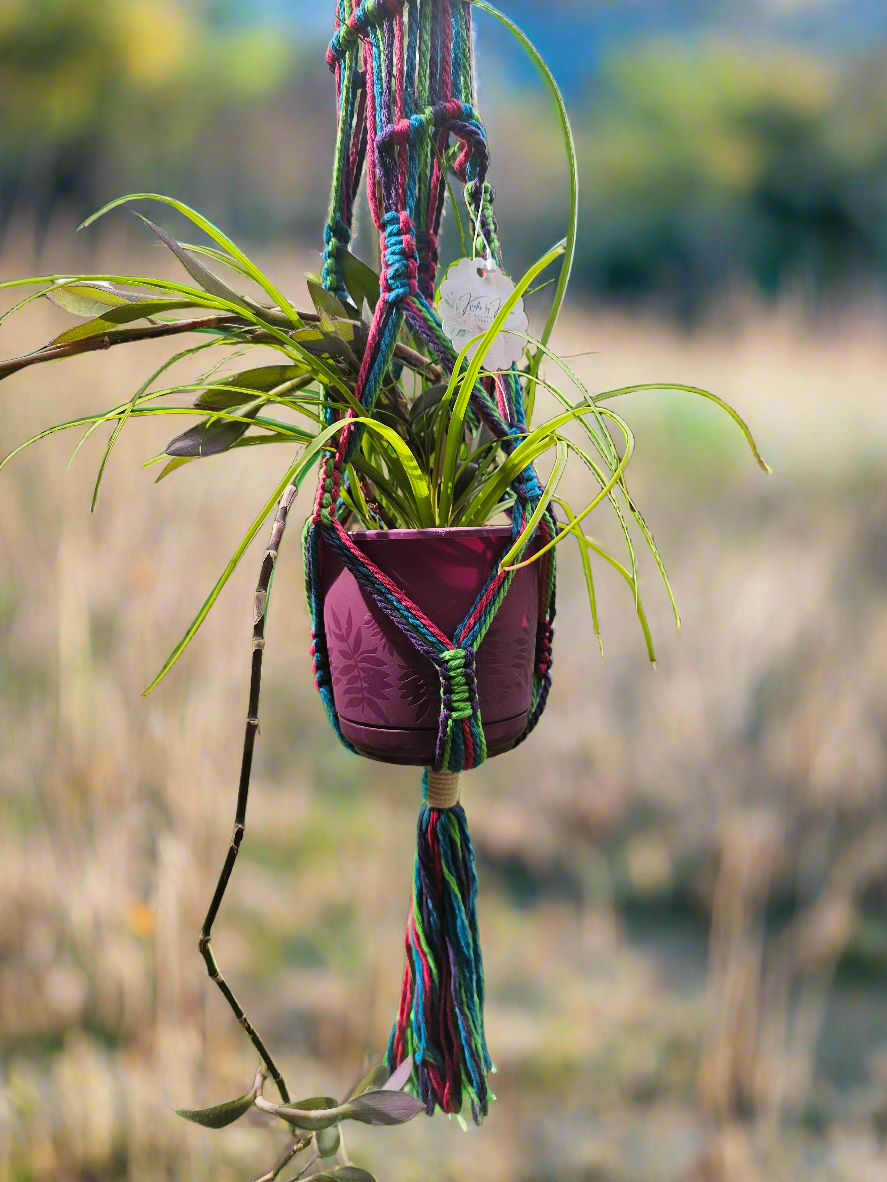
[[0, 0, 768, 1176]]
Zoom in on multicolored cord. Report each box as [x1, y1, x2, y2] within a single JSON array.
[[305, 0, 557, 1122]]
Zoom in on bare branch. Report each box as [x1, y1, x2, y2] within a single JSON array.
[[197, 478, 302, 1104], [0, 310, 442, 383]]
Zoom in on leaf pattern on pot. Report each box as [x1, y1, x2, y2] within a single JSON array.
[[396, 666, 439, 727], [327, 606, 393, 722], [358, 610, 440, 726], [481, 615, 534, 697]]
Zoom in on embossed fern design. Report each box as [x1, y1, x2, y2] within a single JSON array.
[[328, 606, 393, 722], [396, 666, 439, 727], [482, 615, 533, 697]]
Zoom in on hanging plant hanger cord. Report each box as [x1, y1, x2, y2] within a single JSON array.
[[302, 0, 558, 1126]]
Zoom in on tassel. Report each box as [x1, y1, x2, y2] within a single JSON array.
[[386, 770, 492, 1124]]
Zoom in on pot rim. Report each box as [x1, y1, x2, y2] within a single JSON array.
[[346, 524, 516, 543]]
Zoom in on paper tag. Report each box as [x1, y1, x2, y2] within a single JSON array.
[[438, 257, 528, 373]]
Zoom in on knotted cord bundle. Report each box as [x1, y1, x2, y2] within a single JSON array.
[[303, 0, 558, 1123]]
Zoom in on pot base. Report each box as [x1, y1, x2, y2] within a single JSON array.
[[339, 711, 529, 767]]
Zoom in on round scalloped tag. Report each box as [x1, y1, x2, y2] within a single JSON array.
[[437, 257, 528, 373]]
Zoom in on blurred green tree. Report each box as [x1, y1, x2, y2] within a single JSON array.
[[0, 0, 317, 235]]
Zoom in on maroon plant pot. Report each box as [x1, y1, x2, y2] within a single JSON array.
[[319, 526, 541, 766]]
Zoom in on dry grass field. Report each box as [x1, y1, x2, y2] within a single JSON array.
[[2, 212, 887, 1182]]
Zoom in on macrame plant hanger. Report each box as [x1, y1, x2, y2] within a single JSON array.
[[303, 0, 558, 1125]]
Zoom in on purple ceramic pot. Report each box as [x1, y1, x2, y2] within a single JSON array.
[[319, 526, 540, 766]]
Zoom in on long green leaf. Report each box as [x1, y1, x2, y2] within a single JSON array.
[[470, 2, 578, 376], [553, 496, 602, 656], [141, 428, 343, 695], [79, 194, 303, 327], [498, 438, 568, 568], [505, 408, 635, 569], [52, 298, 213, 345], [462, 400, 613, 526], [593, 382, 771, 473], [359, 421, 434, 528]]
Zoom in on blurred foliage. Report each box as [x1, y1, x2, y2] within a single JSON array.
[[2, 2, 887, 314], [490, 38, 887, 316], [0, 0, 330, 237], [581, 40, 887, 315]]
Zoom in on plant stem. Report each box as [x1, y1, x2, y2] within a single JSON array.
[[283, 1152, 320, 1182], [197, 477, 301, 1104], [0, 313, 442, 383], [253, 1138, 313, 1182]]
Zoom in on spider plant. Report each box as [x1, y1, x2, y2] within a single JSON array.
[[0, 190, 768, 692]]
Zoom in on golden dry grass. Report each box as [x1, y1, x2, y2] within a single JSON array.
[[2, 214, 887, 1182]]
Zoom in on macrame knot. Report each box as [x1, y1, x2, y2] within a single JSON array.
[[381, 210, 418, 304], [467, 179, 500, 264], [316, 454, 342, 527], [435, 647, 486, 773], [322, 217, 352, 300], [327, 0, 407, 68], [311, 628, 333, 692], [439, 647, 476, 721], [535, 620, 554, 679]]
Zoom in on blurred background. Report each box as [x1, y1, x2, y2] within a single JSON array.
[[2, 2, 887, 1180]]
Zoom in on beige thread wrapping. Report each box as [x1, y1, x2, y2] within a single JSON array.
[[425, 770, 461, 810]]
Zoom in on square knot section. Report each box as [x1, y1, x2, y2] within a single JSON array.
[[438, 647, 477, 721], [381, 211, 419, 303], [434, 647, 486, 774]]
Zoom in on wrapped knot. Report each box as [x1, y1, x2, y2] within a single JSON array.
[[380, 210, 419, 303]]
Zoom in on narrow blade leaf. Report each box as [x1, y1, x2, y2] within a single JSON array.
[[135, 213, 252, 311], [52, 299, 205, 345], [47, 281, 140, 317]]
